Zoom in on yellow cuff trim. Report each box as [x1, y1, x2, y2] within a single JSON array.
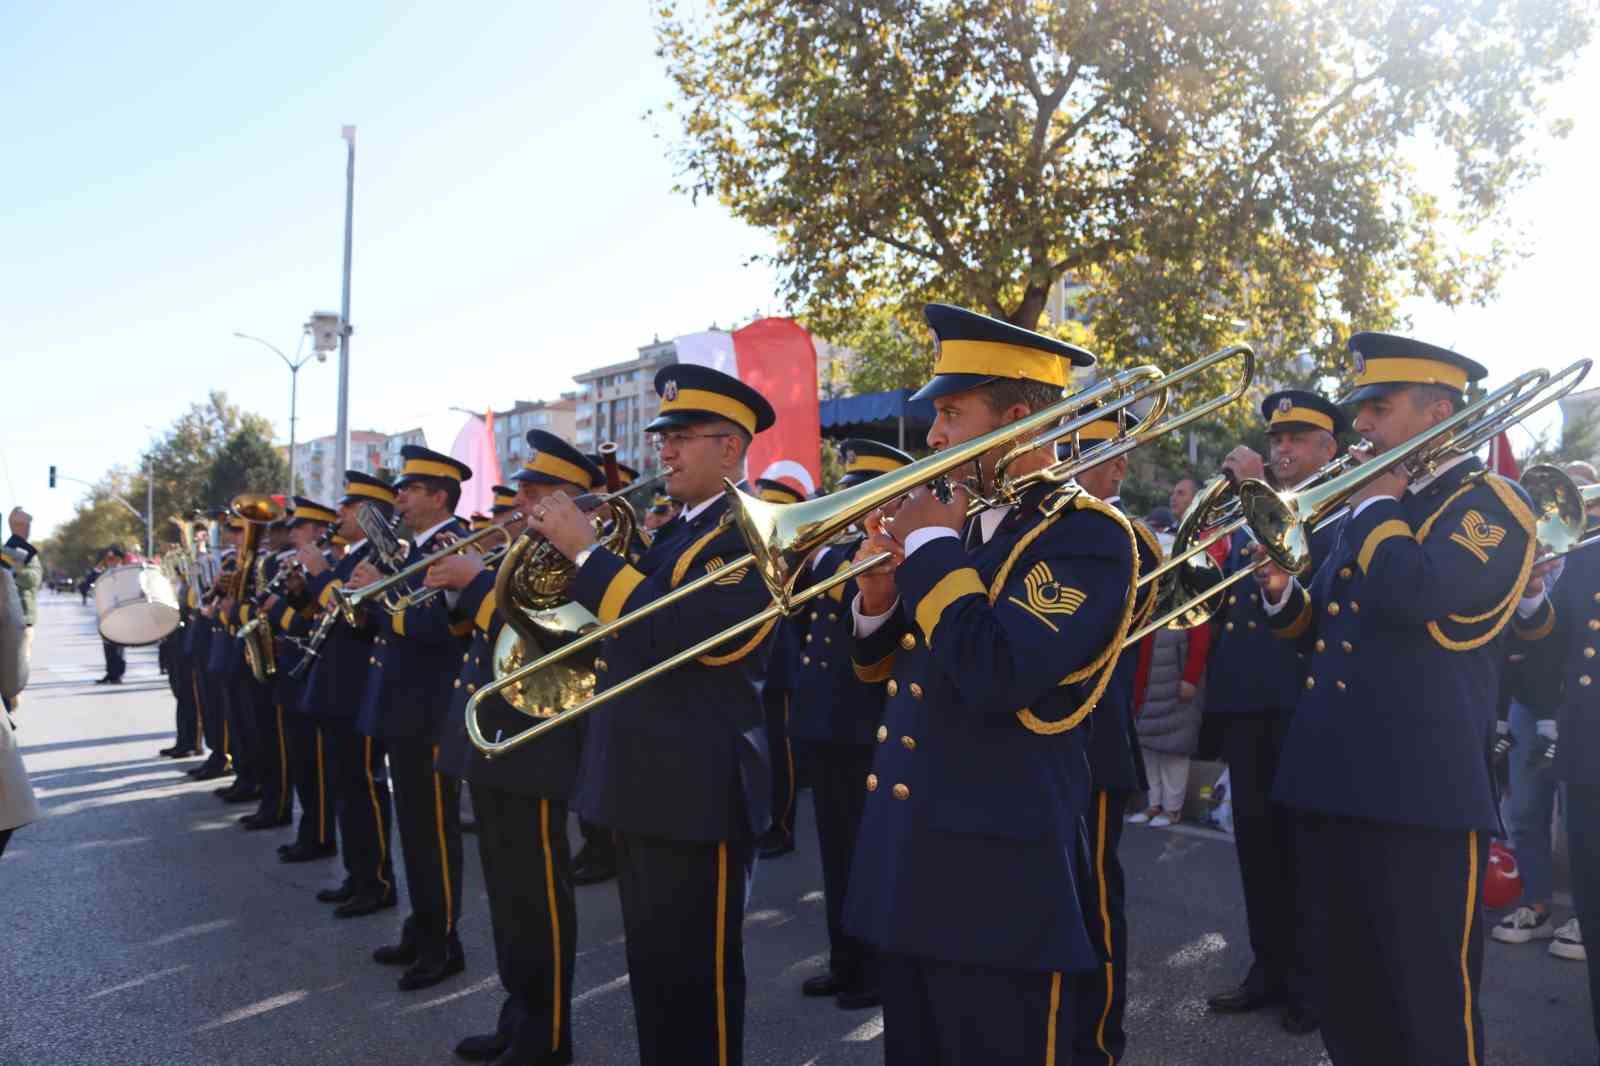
[[391, 609, 406, 637], [853, 651, 895, 683], [1514, 599, 1555, 642], [1277, 591, 1313, 640], [475, 590, 498, 634], [598, 565, 647, 623], [914, 568, 986, 645], [318, 580, 343, 608], [1358, 519, 1414, 574], [450, 618, 473, 638]]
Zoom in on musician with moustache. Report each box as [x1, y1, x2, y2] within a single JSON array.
[[1256, 335, 1536, 1065], [347, 446, 474, 992], [845, 305, 1138, 1064], [235, 516, 296, 831], [527, 365, 779, 1066], [297, 472, 397, 917], [426, 441, 602, 1066], [1201, 390, 1347, 1035]]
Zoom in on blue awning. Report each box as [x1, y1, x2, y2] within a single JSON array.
[[819, 389, 935, 447]]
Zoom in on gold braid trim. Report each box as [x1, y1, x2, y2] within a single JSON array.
[[669, 517, 734, 589], [1275, 590, 1313, 639], [1007, 495, 1140, 735], [1424, 474, 1537, 652], [1129, 520, 1164, 633], [1513, 598, 1555, 642], [673, 516, 771, 667], [853, 651, 895, 682]]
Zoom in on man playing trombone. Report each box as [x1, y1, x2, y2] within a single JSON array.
[[845, 304, 1139, 1064], [524, 365, 779, 1066], [1256, 334, 1537, 1066]]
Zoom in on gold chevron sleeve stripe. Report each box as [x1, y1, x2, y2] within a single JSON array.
[[598, 565, 648, 624], [915, 568, 987, 645]]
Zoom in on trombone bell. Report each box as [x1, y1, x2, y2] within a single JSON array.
[[1522, 463, 1591, 558]]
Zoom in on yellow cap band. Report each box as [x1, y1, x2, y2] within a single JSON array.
[[1269, 406, 1335, 433], [493, 491, 517, 507], [1075, 421, 1121, 443], [934, 339, 1069, 388], [659, 387, 758, 436], [469, 517, 490, 530], [346, 482, 396, 504], [759, 487, 802, 504], [1355, 356, 1468, 392], [293, 505, 338, 524], [523, 451, 593, 488], [402, 457, 465, 481], [846, 454, 904, 475]]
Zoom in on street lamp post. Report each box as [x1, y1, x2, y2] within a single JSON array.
[[233, 330, 323, 497]]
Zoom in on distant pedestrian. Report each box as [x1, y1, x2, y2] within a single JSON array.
[[1129, 622, 1211, 827]]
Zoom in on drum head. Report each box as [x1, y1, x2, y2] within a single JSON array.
[[96, 564, 180, 646]]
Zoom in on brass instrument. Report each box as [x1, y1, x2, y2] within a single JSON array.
[[1120, 359, 1593, 646], [1521, 463, 1600, 560], [227, 494, 287, 683], [468, 343, 1256, 758], [332, 516, 520, 621]]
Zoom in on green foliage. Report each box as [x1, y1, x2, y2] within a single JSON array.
[[658, 0, 1590, 387], [39, 493, 145, 578], [201, 424, 289, 509]]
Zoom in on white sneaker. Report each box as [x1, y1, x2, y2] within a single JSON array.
[[1491, 906, 1555, 944], [1550, 918, 1586, 961], [1126, 808, 1158, 825], [1149, 811, 1178, 828]]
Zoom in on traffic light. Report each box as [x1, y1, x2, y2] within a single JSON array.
[[48, 465, 56, 488]]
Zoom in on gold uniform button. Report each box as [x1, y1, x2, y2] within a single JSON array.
[[900, 633, 917, 651], [1327, 603, 1340, 616], [1342, 641, 1354, 653], [1583, 676, 1593, 687], [1339, 567, 1353, 580], [824, 636, 832, 644], [1349, 601, 1360, 613], [453, 679, 461, 688], [909, 683, 923, 699], [462, 652, 469, 663], [820, 661, 829, 669], [1314, 639, 1326, 653], [886, 680, 898, 697], [466, 684, 477, 694], [810, 611, 819, 621], [1225, 622, 1235, 632], [595, 659, 608, 672], [1336, 680, 1347, 691], [1305, 676, 1316, 689], [1247, 621, 1257, 630], [1586, 648, 1596, 659], [1593, 592, 1600, 604], [805, 634, 813, 644], [1589, 620, 1600, 632], [901, 735, 916, 750], [876, 725, 888, 743], [1228, 595, 1238, 605], [368, 656, 377, 665], [866, 774, 878, 792], [802, 655, 811, 665], [892, 783, 910, 800]]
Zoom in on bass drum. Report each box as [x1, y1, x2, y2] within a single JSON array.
[[94, 564, 180, 646]]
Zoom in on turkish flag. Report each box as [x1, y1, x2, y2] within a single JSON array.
[[1486, 431, 1520, 479]]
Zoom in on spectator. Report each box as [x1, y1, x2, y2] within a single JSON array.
[[1129, 621, 1212, 827], [2, 559, 40, 859], [1169, 473, 1202, 523]]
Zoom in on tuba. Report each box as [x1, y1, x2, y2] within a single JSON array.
[[230, 493, 285, 683]]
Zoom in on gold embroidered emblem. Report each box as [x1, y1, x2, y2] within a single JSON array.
[[704, 556, 745, 586], [1277, 397, 1293, 413], [1006, 561, 1085, 632], [1449, 509, 1506, 563], [662, 379, 679, 401]]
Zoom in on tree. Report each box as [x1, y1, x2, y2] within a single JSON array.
[[131, 392, 279, 532], [202, 425, 289, 509], [38, 493, 144, 579], [658, 0, 1590, 382]]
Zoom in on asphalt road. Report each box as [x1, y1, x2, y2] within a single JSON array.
[[2, 592, 1594, 1065]]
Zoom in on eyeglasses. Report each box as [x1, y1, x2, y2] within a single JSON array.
[[649, 431, 734, 453]]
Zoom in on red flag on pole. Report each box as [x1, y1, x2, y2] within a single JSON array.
[[1486, 431, 1520, 479]]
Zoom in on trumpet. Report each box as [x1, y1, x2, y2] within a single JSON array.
[[1121, 358, 1593, 646], [468, 343, 1256, 758], [332, 515, 521, 621]]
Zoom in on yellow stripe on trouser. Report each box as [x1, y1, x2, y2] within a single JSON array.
[[191, 676, 205, 750], [781, 695, 795, 835], [1045, 970, 1062, 1066], [432, 745, 454, 934], [315, 729, 327, 845], [365, 738, 391, 894], [1093, 791, 1115, 1064], [1461, 831, 1480, 1066], [539, 799, 563, 1052], [716, 842, 729, 1066], [276, 706, 289, 819]]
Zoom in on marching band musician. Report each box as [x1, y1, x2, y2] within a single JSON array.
[[186, 517, 233, 782], [297, 472, 397, 918], [208, 520, 256, 804], [1510, 501, 1600, 1053], [846, 304, 1138, 1064], [268, 498, 341, 864], [161, 525, 204, 760], [1201, 389, 1347, 1035], [1060, 405, 1163, 1066], [754, 476, 806, 862], [348, 445, 474, 991], [526, 364, 779, 1066], [426, 435, 604, 1066], [236, 516, 295, 831], [790, 438, 913, 1011], [1256, 334, 1536, 1065]]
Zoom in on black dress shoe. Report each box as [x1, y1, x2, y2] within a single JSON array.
[[191, 763, 230, 781], [801, 974, 839, 997], [334, 891, 397, 918], [572, 856, 618, 886], [243, 813, 292, 831], [279, 843, 337, 864], [1281, 1003, 1319, 1035], [1206, 983, 1286, 1014], [373, 939, 420, 966], [316, 882, 357, 904], [454, 1032, 511, 1061], [759, 837, 796, 860], [835, 983, 882, 1010], [222, 786, 262, 804], [398, 941, 465, 991], [159, 745, 183, 757]]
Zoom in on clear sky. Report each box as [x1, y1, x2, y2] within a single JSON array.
[[2, 2, 1594, 540]]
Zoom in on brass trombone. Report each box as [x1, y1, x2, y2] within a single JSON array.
[[467, 343, 1257, 758], [1521, 463, 1600, 560], [332, 516, 522, 621]]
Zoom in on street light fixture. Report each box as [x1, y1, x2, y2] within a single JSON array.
[[233, 328, 323, 497]]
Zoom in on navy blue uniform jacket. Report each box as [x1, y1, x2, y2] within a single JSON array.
[[844, 485, 1138, 973], [1511, 542, 1600, 786], [791, 538, 886, 747], [1267, 460, 1535, 832], [1086, 507, 1162, 792], [568, 493, 775, 843], [300, 544, 376, 721]]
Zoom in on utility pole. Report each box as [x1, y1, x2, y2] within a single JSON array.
[[234, 330, 321, 496], [335, 124, 356, 476]]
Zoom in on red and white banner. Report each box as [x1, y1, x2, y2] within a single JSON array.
[[674, 317, 822, 497], [449, 410, 503, 518], [1486, 431, 1520, 479]]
